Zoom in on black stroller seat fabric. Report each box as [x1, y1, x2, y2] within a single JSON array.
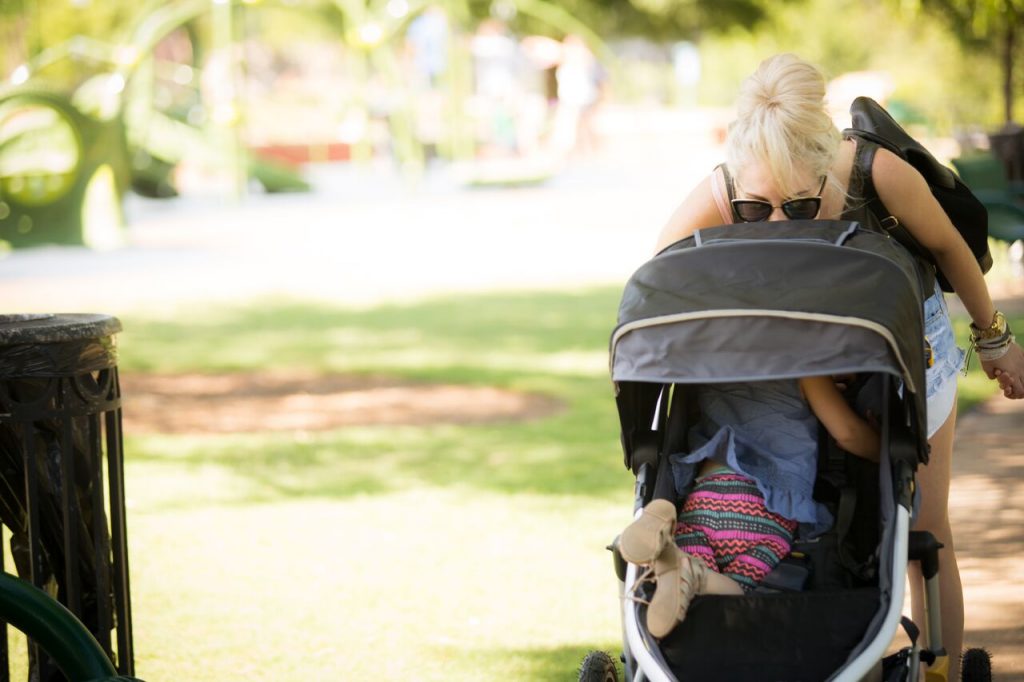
[[658, 588, 881, 681]]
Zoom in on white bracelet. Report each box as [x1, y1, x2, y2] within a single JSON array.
[[976, 335, 1016, 362]]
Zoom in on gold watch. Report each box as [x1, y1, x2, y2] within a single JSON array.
[[970, 311, 1008, 340]]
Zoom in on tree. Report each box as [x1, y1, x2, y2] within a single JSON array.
[[470, 0, 775, 40], [906, 0, 1023, 123]]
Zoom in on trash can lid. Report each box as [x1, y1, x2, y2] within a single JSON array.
[[0, 314, 122, 345]]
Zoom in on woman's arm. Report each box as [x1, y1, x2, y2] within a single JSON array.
[[654, 174, 728, 253], [872, 149, 1024, 398], [800, 376, 879, 461]]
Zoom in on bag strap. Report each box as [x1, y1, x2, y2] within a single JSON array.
[[710, 164, 735, 224], [852, 136, 939, 270], [853, 138, 890, 225]]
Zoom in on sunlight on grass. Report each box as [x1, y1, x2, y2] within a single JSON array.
[[128, 489, 628, 681]]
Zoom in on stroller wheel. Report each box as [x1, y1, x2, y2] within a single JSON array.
[[578, 650, 619, 682], [961, 648, 992, 682]]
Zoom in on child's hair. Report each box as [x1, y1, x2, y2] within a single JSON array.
[[726, 53, 842, 198]]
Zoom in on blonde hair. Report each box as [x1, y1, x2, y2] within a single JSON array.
[[726, 54, 841, 198]]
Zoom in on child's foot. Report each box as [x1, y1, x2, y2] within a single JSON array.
[[646, 544, 708, 639], [619, 499, 677, 565]]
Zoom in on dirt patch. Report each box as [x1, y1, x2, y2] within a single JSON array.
[[119, 372, 564, 434]]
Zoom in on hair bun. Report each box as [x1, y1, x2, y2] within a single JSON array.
[[726, 54, 841, 198]]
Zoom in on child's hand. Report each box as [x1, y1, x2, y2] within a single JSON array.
[[994, 368, 1023, 399]]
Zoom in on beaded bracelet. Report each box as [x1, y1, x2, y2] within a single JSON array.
[[976, 334, 1016, 362], [964, 317, 1015, 371]]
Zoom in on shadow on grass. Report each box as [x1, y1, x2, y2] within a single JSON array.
[[118, 287, 635, 507], [118, 286, 624, 379], [436, 643, 623, 682], [126, 389, 631, 508]]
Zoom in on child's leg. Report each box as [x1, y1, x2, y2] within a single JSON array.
[[674, 512, 744, 595], [674, 475, 745, 596], [717, 532, 795, 592], [680, 472, 797, 592], [674, 475, 729, 573], [702, 570, 745, 595]]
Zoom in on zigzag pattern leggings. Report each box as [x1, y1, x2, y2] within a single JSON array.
[[674, 472, 798, 592]]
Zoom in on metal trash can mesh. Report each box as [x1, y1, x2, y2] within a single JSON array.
[[0, 315, 133, 681]]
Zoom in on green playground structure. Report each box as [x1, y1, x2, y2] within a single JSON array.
[[1, 0, 613, 248]]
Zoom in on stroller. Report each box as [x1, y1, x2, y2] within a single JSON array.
[[580, 219, 993, 682]]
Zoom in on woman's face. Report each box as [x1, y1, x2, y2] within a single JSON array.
[[734, 162, 823, 222]]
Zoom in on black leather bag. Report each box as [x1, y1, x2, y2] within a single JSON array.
[[844, 96, 992, 292]]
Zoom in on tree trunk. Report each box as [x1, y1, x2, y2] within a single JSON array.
[[1004, 19, 1015, 124]]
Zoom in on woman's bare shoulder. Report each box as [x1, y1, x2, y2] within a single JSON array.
[[871, 146, 922, 188], [870, 146, 933, 209], [654, 173, 724, 253]]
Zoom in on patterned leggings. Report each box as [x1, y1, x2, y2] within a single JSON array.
[[674, 472, 798, 592]]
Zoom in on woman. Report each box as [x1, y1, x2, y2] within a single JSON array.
[[653, 53, 1024, 676]]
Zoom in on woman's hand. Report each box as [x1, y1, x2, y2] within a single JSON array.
[[980, 341, 1024, 399]]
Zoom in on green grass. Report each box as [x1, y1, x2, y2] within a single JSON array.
[[38, 284, 1009, 681], [114, 287, 632, 681]]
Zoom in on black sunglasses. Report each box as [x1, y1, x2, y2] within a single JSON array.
[[731, 176, 828, 222]]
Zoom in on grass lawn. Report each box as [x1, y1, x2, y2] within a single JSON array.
[[116, 287, 633, 681], [11, 284, 1009, 681]]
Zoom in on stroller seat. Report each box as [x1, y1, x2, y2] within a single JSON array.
[[657, 588, 882, 682]]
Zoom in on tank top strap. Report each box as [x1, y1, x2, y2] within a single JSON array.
[[841, 137, 881, 220], [711, 164, 737, 224]]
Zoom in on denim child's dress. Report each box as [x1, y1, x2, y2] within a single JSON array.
[[669, 380, 834, 537]]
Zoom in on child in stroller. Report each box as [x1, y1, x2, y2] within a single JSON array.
[[619, 375, 880, 639]]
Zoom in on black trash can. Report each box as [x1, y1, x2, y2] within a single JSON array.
[[0, 314, 134, 681]]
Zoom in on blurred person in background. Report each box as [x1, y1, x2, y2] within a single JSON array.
[[470, 18, 524, 157], [550, 34, 605, 156]]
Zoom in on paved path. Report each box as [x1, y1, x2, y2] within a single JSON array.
[[947, 278, 1023, 681], [953, 362, 1024, 680]]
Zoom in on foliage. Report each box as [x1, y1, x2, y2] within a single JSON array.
[[904, 0, 1022, 50], [519, 0, 771, 40], [696, 0, 1010, 132], [0, 0, 137, 84], [895, 0, 1024, 122]]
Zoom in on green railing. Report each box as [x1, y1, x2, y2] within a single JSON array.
[[0, 571, 141, 682]]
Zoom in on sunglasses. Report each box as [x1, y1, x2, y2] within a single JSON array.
[[731, 176, 828, 222]]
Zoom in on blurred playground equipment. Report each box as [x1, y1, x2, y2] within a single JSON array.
[[0, 0, 613, 249]]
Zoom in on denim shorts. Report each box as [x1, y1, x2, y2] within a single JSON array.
[[923, 283, 965, 438]]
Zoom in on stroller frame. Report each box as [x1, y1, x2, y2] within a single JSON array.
[[606, 220, 950, 682]]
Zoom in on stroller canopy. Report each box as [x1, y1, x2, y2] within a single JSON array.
[[610, 220, 930, 452]]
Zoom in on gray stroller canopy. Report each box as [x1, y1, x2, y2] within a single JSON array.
[[610, 220, 930, 455]]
